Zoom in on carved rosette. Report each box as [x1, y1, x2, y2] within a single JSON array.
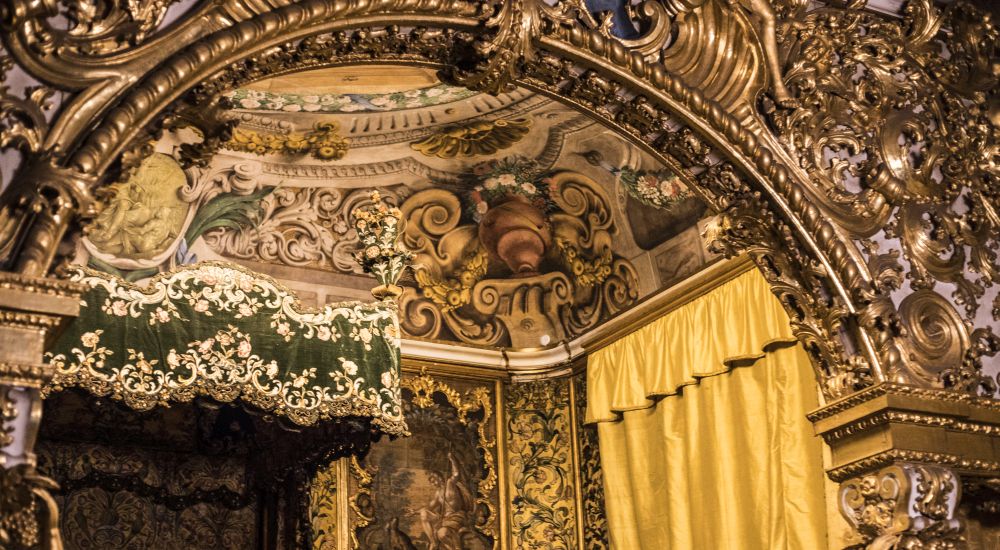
[[839, 463, 964, 549]]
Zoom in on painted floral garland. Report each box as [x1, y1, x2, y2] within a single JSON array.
[[616, 167, 691, 208], [467, 158, 554, 222], [44, 262, 407, 434], [226, 84, 477, 113]]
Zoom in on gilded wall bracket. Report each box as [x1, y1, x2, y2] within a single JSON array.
[[839, 462, 964, 549]]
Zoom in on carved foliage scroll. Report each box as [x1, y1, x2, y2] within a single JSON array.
[[839, 463, 963, 548], [506, 378, 578, 550], [770, 0, 1000, 394]]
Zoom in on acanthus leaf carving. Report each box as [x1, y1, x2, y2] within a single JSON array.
[[203, 180, 411, 276], [839, 463, 964, 549]]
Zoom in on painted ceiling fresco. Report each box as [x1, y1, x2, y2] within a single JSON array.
[[74, 66, 718, 350]]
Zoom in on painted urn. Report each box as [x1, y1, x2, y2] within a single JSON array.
[[469, 159, 553, 276]]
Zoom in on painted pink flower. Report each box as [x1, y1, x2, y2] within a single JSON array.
[[194, 299, 210, 313], [198, 338, 215, 354], [155, 308, 170, 323], [111, 300, 128, 316], [237, 340, 252, 358], [81, 332, 100, 348]]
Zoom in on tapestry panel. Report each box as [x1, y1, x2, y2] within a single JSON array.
[[506, 378, 578, 550]]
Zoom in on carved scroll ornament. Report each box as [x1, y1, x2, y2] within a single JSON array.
[[839, 463, 964, 548], [764, 0, 1000, 395], [399, 167, 638, 348]]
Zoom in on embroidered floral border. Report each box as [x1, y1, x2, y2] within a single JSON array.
[[44, 262, 407, 435]]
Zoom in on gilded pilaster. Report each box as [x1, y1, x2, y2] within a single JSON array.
[[0, 273, 83, 549]]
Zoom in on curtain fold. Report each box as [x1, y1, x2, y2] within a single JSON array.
[[587, 269, 828, 550]]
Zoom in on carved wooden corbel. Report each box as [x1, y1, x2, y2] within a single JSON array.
[[840, 463, 964, 549]]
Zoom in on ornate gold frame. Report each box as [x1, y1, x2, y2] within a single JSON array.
[[349, 372, 501, 549], [2, 0, 996, 404]]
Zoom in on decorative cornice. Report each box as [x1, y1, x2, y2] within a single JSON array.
[[0, 362, 53, 387], [0, 312, 64, 331], [820, 410, 1000, 445], [808, 383, 1000, 423], [828, 449, 1000, 483], [0, 273, 85, 298]]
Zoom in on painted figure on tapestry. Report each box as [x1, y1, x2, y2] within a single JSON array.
[[417, 453, 476, 550], [356, 380, 496, 550]]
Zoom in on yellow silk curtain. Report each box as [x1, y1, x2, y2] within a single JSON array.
[[587, 268, 828, 549]]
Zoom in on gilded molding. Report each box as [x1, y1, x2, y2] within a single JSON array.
[[808, 383, 1000, 424], [0, 5, 997, 546], [820, 411, 1000, 445], [829, 451, 1000, 484], [0, 274, 86, 298], [0, 363, 52, 388], [5, 0, 977, 399]]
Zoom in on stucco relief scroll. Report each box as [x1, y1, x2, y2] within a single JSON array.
[[400, 162, 639, 348]]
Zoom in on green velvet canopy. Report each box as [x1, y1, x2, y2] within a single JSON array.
[[44, 262, 406, 436]]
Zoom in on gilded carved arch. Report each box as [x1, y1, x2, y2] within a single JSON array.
[[0, 0, 997, 407]]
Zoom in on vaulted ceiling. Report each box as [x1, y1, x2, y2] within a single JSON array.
[[77, 66, 717, 350]]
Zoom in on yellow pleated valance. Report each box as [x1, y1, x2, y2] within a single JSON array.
[[586, 268, 798, 423]]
